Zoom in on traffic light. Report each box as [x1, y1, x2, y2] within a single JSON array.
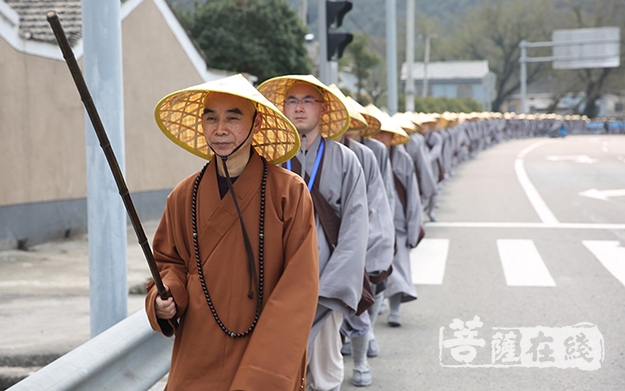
[[326, 0, 351, 28], [326, 0, 353, 61]]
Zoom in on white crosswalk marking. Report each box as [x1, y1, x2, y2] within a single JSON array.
[[582, 240, 625, 288], [410, 238, 623, 288], [411, 238, 449, 285], [497, 239, 556, 287]]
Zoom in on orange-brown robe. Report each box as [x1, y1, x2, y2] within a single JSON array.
[[145, 152, 319, 390]]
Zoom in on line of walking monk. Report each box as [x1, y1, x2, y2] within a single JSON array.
[[145, 74, 592, 390]]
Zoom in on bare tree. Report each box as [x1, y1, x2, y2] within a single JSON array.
[[559, 0, 625, 117], [447, 0, 555, 111]]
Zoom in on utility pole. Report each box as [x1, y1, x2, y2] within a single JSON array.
[[318, 0, 329, 83], [421, 33, 437, 98], [405, 0, 415, 112], [82, 0, 127, 337], [323, 1, 354, 85], [519, 40, 527, 114], [298, 0, 307, 25], [386, 0, 398, 115]]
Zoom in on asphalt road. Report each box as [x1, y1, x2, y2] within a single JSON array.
[[341, 135, 625, 390], [1, 135, 623, 390]]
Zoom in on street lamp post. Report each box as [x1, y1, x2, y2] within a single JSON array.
[[298, 0, 307, 25], [386, 0, 398, 115], [421, 33, 437, 98], [405, 0, 415, 112], [519, 40, 527, 114]]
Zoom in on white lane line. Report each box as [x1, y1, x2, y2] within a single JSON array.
[[497, 239, 556, 287], [517, 139, 553, 159], [0, 280, 88, 288], [516, 140, 559, 224], [582, 240, 625, 288], [515, 159, 559, 224], [426, 222, 625, 230], [411, 239, 449, 285]]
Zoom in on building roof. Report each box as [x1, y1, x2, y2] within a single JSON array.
[[401, 60, 490, 81], [1, 0, 232, 82], [4, 0, 110, 46]]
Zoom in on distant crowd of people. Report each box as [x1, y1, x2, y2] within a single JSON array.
[[587, 119, 625, 134], [144, 73, 613, 391]]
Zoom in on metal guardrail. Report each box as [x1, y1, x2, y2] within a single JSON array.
[[8, 309, 173, 391]]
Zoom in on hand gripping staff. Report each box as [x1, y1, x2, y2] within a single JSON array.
[[46, 11, 178, 332]]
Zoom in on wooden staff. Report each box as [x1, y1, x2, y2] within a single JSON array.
[[46, 11, 177, 331]]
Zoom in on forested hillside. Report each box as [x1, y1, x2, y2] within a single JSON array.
[[167, 0, 624, 116], [170, 0, 485, 40], [168, 0, 590, 53], [168, 0, 561, 61]]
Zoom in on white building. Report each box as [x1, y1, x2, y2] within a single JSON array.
[[400, 60, 496, 111]]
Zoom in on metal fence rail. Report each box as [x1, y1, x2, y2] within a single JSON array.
[[8, 309, 172, 391]]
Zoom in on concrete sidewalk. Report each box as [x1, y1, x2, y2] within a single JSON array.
[[0, 221, 161, 389]]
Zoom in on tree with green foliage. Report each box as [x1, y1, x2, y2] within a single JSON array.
[[179, 0, 311, 83], [339, 33, 381, 105], [400, 96, 481, 114]]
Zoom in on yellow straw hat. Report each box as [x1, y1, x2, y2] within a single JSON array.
[[436, 114, 448, 129], [154, 74, 299, 164], [391, 112, 418, 134], [258, 75, 350, 139], [412, 112, 438, 126], [441, 111, 458, 128], [365, 104, 410, 146], [327, 84, 369, 136], [345, 96, 381, 137]]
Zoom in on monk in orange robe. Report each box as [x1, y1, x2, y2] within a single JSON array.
[[145, 74, 319, 390]]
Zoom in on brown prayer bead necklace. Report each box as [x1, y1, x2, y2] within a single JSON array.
[[191, 157, 267, 338]]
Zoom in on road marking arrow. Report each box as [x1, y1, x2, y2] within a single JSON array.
[[579, 188, 625, 201], [546, 155, 597, 164]]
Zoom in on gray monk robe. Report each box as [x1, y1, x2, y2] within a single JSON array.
[[405, 133, 437, 206], [362, 137, 395, 216], [440, 128, 454, 178], [284, 134, 368, 340], [424, 130, 444, 185], [343, 137, 394, 274], [385, 145, 422, 303], [340, 137, 395, 336]]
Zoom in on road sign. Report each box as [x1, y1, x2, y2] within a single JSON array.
[[552, 27, 620, 70]]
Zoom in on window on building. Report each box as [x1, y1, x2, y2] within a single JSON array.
[[457, 83, 472, 99], [432, 84, 457, 98]]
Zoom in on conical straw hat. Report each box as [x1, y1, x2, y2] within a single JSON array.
[[411, 112, 437, 126], [436, 113, 448, 129], [392, 112, 418, 134], [258, 75, 350, 139], [345, 96, 381, 137], [444, 111, 459, 127], [327, 84, 368, 137], [365, 104, 410, 146], [154, 74, 299, 164]]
